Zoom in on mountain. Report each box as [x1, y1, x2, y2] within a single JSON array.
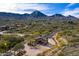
[[50, 14, 67, 20], [66, 15, 78, 20], [51, 14, 65, 17], [0, 12, 30, 20], [30, 10, 47, 17], [0, 11, 78, 20]]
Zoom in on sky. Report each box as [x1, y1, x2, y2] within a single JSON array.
[[0, 3, 79, 18]]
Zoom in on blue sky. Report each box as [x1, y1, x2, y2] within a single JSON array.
[[0, 3, 79, 17]]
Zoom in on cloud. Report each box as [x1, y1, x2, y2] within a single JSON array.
[[0, 3, 50, 14], [0, 3, 16, 12], [15, 4, 46, 10], [62, 3, 79, 18], [15, 3, 49, 13], [62, 8, 79, 18], [66, 3, 76, 7]]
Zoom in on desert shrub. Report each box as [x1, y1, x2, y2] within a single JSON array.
[[16, 50, 26, 56], [13, 43, 25, 51]]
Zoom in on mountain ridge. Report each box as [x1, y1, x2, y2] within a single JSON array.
[[0, 10, 78, 20]]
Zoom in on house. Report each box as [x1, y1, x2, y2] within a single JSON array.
[[0, 32, 3, 35], [35, 35, 48, 45], [48, 38, 56, 45], [0, 25, 9, 31]]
